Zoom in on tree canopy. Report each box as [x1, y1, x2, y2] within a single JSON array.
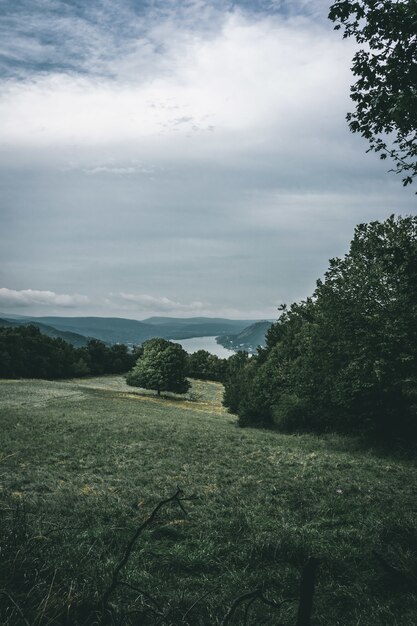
[[224, 215, 417, 443], [0, 326, 136, 379], [126, 338, 190, 396], [186, 349, 228, 382], [329, 0, 417, 187]]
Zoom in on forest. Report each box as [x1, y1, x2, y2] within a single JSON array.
[[223, 215, 417, 444]]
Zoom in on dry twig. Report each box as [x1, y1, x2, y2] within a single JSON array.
[[102, 487, 188, 611]]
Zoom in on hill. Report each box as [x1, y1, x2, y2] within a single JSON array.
[[0, 314, 263, 345], [1, 376, 416, 625], [142, 316, 259, 339], [0, 317, 90, 347], [216, 320, 273, 353]]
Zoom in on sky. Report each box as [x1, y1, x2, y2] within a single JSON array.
[[0, 0, 416, 320]]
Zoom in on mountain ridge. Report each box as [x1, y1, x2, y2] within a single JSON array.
[[0, 314, 268, 346]]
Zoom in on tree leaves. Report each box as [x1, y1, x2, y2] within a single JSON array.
[[126, 338, 190, 395], [329, 0, 417, 187]]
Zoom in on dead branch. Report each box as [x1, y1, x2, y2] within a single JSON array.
[[102, 487, 187, 611], [181, 586, 220, 622], [117, 581, 163, 614], [221, 587, 294, 626], [221, 588, 262, 626]]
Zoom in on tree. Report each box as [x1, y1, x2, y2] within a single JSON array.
[[307, 214, 417, 437], [222, 351, 251, 415], [186, 349, 228, 382], [329, 0, 417, 187], [230, 215, 417, 442], [126, 338, 190, 396]]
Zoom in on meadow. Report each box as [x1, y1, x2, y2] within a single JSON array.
[[1, 376, 417, 625]]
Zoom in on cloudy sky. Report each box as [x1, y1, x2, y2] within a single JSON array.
[[0, 0, 415, 320]]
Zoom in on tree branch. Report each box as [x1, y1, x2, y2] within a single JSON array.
[[102, 487, 186, 610]]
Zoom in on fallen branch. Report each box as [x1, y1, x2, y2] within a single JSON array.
[[117, 581, 163, 614], [181, 586, 220, 622], [221, 588, 263, 625], [102, 487, 187, 611], [221, 587, 294, 626]]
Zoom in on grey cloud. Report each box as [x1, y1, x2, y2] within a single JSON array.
[[0, 1, 416, 319]]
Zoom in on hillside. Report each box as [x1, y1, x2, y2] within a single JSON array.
[[138, 316, 259, 339], [0, 317, 90, 347], [1, 376, 416, 625], [217, 320, 273, 353], [32, 316, 158, 344], [0, 314, 263, 345]]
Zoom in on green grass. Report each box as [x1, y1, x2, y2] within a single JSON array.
[[1, 376, 417, 625]]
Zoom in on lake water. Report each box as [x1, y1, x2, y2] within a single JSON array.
[[171, 335, 235, 358]]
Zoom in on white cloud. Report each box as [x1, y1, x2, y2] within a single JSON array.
[[0, 11, 355, 158], [1, 2, 415, 320], [118, 293, 205, 313], [80, 160, 162, 177], [0, 288, 90, 308]]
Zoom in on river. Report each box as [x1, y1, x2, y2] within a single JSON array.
[[171, 335, 235, 358]]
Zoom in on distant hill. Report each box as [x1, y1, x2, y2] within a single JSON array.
[[0, 318, 90, 347], [216, 320, 273, 354], [0, 314, 263, 345], [28, 316, 158, 345], [142, 317, 257, 339]]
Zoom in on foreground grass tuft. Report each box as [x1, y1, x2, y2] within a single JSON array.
[[0, 376, 417, 624]]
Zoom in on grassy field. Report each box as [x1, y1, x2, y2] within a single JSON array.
[[1, 376, 417, 625]]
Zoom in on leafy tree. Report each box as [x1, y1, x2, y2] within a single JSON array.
[[80, 339, 109, 375], [187, 349, 228, 382], [0, 326, 80, 379], [126, 338, 190, 396], [307, 214, 417, 437], [229, 215, 417, 443], [222, 351, 251, 415], [0, 326, 137, 380], [329, 0, 417, 186], [108, 343, 137, 373]]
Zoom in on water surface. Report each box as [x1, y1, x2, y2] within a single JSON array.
[[171, 335, 235, 358]]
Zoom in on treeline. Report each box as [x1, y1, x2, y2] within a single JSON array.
[[126, 342, 229, 395], [223, 215, 417, 443], [0, 325, 137, 379], [0, 326, 230, 383], [186, 349, 228, 382]]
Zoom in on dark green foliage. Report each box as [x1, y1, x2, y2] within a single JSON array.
[[79, 339, 137, 375], [223, 351, 251, 415], [126, 338, 190, 395], [0, 325, 136, 379], [329, 0, 417, 187], [226, 215, 417, 443], [217, 320, 272, 353], [0, 317, 89, 346], [186, 349, 228, 382]]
